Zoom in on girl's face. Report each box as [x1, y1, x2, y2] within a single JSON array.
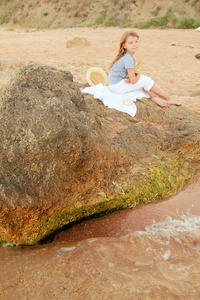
[[123, 35, 139, 55]]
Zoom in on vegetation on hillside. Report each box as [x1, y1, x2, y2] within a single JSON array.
[[0, 0, 200, 29]]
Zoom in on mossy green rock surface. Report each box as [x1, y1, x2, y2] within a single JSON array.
[[0, 64, 199, 244]]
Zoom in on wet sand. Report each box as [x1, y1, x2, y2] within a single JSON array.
[[0, 168, 200, 299]]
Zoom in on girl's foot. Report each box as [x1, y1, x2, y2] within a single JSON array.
[[151, 97, 170, 107], [167, 100, 182, 106]]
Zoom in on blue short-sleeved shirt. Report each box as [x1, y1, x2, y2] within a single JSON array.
[[108, 52, 135, 85]]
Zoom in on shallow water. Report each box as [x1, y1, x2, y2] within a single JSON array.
[[0, 168, 200, 299], [54, 168, 200, 243]]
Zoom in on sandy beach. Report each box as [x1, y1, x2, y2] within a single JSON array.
[[0, 26, 200, 299], [0, 26, 200, 112]]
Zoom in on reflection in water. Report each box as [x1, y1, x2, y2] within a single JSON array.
[[0, 170, 200, 299]]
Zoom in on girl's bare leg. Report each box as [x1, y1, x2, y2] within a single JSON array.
[[151, 97, 171, 107], [144, 85, 181, 106], [150, 84, 170, 100], [143, 89, 170, 107]]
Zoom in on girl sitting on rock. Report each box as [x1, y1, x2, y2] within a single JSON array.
[[108, 31, 181, 107]]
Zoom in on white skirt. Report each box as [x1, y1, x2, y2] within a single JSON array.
[[109, 75, 154, 94]]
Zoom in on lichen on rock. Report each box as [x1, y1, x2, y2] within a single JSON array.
[[0, 64, 199, 244]]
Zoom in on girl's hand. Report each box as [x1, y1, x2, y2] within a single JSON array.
[[125, 72, 139, 83], [127, 68, 140, 84]]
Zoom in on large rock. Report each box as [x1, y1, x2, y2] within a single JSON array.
[[66, 37, 91, 48], [0, 64, 199, 244]]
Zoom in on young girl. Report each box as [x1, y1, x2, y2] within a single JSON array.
[[108, 31, 181, 107]]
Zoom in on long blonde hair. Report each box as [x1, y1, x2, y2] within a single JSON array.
[[110, 31, 139, 69]]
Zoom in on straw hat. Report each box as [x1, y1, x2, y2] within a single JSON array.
[[86, 67, 108, 86]]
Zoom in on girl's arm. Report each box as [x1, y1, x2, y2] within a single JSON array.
[[126, 68, 140, 84]]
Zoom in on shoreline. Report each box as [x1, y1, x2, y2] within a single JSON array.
[[0, 168, 200, 299], [54, 164, 200, 244]]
